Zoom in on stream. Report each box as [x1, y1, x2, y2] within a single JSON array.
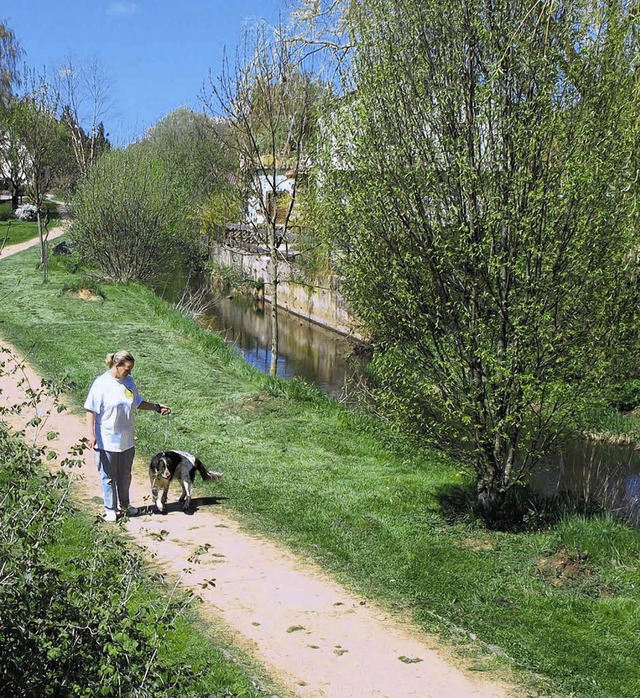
[[198, 295, 370, 402]]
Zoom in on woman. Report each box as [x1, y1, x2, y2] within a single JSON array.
[[85, 350, 170, 522]]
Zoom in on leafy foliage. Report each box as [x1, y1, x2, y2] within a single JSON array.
[[141, 108, 233, 205], [318, 0, 640, 516]]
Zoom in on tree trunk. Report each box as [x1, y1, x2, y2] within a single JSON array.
[[476, 478, 505, 519], [37, 209, 48, 283], [475, 450, 507, 520], [269, 232, 279, 376]]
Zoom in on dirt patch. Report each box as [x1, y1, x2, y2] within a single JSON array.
[[67, 288, 103, 301], [535, 548, 592, 587], [458, 537, 496, 552]]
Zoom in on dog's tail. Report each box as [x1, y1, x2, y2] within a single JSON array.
[[195, 458, 223, 481]]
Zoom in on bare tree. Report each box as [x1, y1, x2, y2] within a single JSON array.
[[57, 56, 112, 178], [202, 21, 319, 375], [16, 71, 65, 282]]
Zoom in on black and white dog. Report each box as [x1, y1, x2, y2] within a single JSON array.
[[149, 450, 223, 514]]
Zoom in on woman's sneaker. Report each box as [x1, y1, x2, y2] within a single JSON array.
[[104, 509, 118, 522], [124, 506, 139, 516]]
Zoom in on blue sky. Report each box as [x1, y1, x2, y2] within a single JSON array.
[[6, 1, 283, 145]]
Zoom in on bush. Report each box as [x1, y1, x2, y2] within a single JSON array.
[[610, 379, 640, 412], [0, 201, 12, 221], [14, 203, 38, 221], [0, 424, 209, 697], [70, 149, 194, 283]]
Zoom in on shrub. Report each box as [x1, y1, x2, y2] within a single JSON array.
[[610, 379, 640, 413], [70, 149, 194, 283], [13, 203, 38, 221], [0, 424, 209, 697], [0, 201, 12, 221]]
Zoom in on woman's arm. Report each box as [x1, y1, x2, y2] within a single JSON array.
[[138, 401, 171, 415], [85, 410, 97, 450]]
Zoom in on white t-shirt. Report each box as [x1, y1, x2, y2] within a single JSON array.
[[84, 371, 144, 452]]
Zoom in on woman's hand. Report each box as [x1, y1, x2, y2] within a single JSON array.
[[85, 410, 97, 450]]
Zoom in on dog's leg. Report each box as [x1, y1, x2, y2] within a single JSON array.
[[151, 479, 169, 513], [160, 485, 169, 513], [151, 479, 165, 513], [152, 484, 167, 513], [180, 477, 193, 512]]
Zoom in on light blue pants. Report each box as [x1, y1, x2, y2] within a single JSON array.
[[95, 448, 135, 512]]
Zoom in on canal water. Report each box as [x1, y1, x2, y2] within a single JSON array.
[[198, 294, 370, 402], [163, 280, 640, 525], [534, 439, 640, 526]]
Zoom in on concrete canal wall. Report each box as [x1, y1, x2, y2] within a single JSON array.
[[211, 244, 366, 340]]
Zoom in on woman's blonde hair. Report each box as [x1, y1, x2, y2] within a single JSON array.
[[105, 350, 135, 368]]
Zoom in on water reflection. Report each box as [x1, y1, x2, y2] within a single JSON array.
[[199, 295, 370, 401], [534, 440, 640, 525]]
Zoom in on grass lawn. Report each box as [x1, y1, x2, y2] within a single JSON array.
[[1, 244, 639, 698]]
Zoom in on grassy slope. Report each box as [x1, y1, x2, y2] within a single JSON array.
[[1, 246, 639, 698]]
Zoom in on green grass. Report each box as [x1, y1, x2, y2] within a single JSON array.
[[1, 243, 640, 697]]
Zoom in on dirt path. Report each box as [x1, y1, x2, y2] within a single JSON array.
[[0, 223, 67, 258], [0, 240, 522, 698]]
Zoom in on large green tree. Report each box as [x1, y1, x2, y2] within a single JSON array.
[[142, 107, 231, 203], [318, 0, 640, 516]]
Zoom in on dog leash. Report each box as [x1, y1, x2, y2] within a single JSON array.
[[162, 411, 172, 450]]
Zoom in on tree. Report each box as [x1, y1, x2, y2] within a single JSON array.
[[0, 21, 22, 107], [13, 72, 66, 282], [0, 100, 29, 209], [57, 56, 112, 181], [70, 147, 190, 283], [141, 107, 232, 204], [0, 21, 24, 204], [317, 0, 640, 517], [202, 22, 320, 374]]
